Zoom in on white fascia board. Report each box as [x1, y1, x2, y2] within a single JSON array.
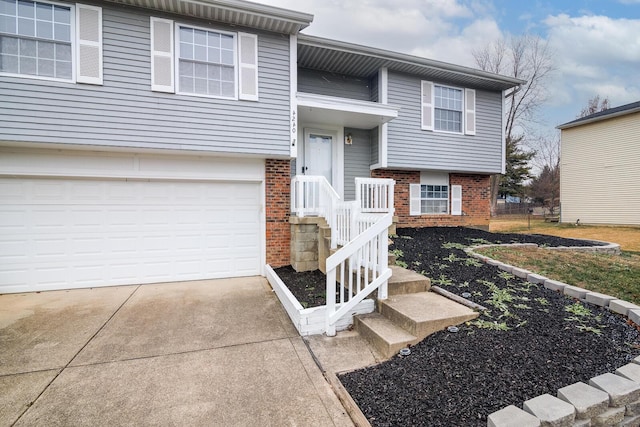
[[179, 0, 313, 27], [297, 92, 398, 120]]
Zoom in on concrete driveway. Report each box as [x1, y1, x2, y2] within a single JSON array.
[[0, 277, 354, 426]]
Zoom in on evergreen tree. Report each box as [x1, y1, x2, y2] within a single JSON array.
[[499, 135, 534, 198]]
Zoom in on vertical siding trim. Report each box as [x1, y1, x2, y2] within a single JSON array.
[[150, 17, 175, 92], [76, 4, 103, 85], [290, 34, 297, 158]]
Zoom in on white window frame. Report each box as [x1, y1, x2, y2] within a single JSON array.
[[433, 83, 464, 134], [420, 183, 450, 215], [0, 0, 76, 83], [174, 22, 238, 100]]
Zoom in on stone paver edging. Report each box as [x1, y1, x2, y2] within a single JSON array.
[[463, 239, 640, 427]]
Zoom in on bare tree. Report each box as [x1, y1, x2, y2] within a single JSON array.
[[473, 34, 554, 216], [578, 95, 610, 118], [528, 133, 560, 215]]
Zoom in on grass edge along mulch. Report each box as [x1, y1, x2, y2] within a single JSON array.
[[339, 227, 640, 427]]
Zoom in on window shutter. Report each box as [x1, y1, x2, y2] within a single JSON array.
[[421, 81, 433, 131], [76, 4, 102, 85], [150, 17, 174, 93], [451, 185, 462, 215], [238, 32, 258, 101], [465, 89, 476, 135], [410, 184, 422, 216]]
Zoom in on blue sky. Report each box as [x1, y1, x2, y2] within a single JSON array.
[[256, 0, 640, 138]]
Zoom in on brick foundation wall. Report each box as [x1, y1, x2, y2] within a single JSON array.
[[371, 169, 491, 229], [265, 159, 290, 267]]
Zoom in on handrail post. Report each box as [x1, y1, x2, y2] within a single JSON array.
[[378, 225, 388, 300], [326, 268, 337, 336]]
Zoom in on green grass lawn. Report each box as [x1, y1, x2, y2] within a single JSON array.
[[475, 246, 640, 305]]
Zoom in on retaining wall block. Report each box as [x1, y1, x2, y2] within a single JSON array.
[[570, 419, 590, 427], [589, 373, 640, 407], [616, 364, 640, 384], [610, 300, 640, 316], [618, 414, 640, 427], [527, 273, 547, 285], [585, 292, 616, 308], [487, 405, 541, 427], [626, 399, 640, 416], [523, 394, 576, 426], [557, 382, 609, 420], [498, 263, 513, 273], [545, 280, 568, 292], [512, 267, 533, 279], [563, 285, 588, 300], [628, 309, 640, 326], [591, 406, 625, 426]]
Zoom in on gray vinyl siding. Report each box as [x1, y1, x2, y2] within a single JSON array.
[[298, 68, 371, 101], [370, 73, 379, 102], [343, 128, 372, 200], [0, 1, 291, 157], [386, 71, 503, 173]]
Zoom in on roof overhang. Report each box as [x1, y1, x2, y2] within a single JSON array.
[[103, 0, 313, 34], [297, 92, 399, 129], [298, 34, 525, 92]]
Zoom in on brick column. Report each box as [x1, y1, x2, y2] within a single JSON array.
[[265, 159, 291, 267]]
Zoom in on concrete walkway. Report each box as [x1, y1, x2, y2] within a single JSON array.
[[0, 277, 353, 426]]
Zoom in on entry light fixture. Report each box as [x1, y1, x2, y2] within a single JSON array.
[[345, 134, 353, 145]]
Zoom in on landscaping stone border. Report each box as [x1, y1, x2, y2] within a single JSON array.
[[464, 239, 640, 427]]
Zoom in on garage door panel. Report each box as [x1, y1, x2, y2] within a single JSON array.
[[0, 178, 262, 293]]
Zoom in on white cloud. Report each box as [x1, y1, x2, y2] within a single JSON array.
[[544, 13, 640, 110]]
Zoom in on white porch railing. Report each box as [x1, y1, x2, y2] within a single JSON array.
[[355, 177, 395, 213], [291, 175, 395, 336], [325, 212, 393, 336]]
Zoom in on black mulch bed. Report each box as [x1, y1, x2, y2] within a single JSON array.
[[274, 265, 345, 308], [339, 227, 640, 427]]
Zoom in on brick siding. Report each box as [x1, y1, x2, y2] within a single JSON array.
[[265, 159, 291, 267], [371, 169, 491, 229]]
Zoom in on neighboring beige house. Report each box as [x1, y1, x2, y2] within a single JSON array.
[[557, 100, 640, 226]]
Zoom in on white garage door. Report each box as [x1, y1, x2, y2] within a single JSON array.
[[0, 178, 262, 293]]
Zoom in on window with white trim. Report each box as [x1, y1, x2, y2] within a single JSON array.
[[177, 25, 235, 98], [150, 17, 259, 101], [434, 85, 462, 132], [0, 0, 72, 79], [421, 80, 475, 135], [421, 184, 449, 214]]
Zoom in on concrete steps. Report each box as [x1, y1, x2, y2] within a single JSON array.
[[354, 313, 417, 358], [354, 267, 478, 359]]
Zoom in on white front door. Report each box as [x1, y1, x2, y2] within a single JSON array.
[[304, 130, 333, 184]]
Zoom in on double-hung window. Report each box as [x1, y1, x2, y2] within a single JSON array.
[[421, 80, 475, 135], [150, 17, 259, 101], [0, 0, 72, 79], [177, 25, 235, 98], [421, 184, 449, 214], [434, 85, 462, 133], [1, 0, 102, 84]]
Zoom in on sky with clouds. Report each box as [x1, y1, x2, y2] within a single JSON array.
[[255, 0, 640, 134]]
